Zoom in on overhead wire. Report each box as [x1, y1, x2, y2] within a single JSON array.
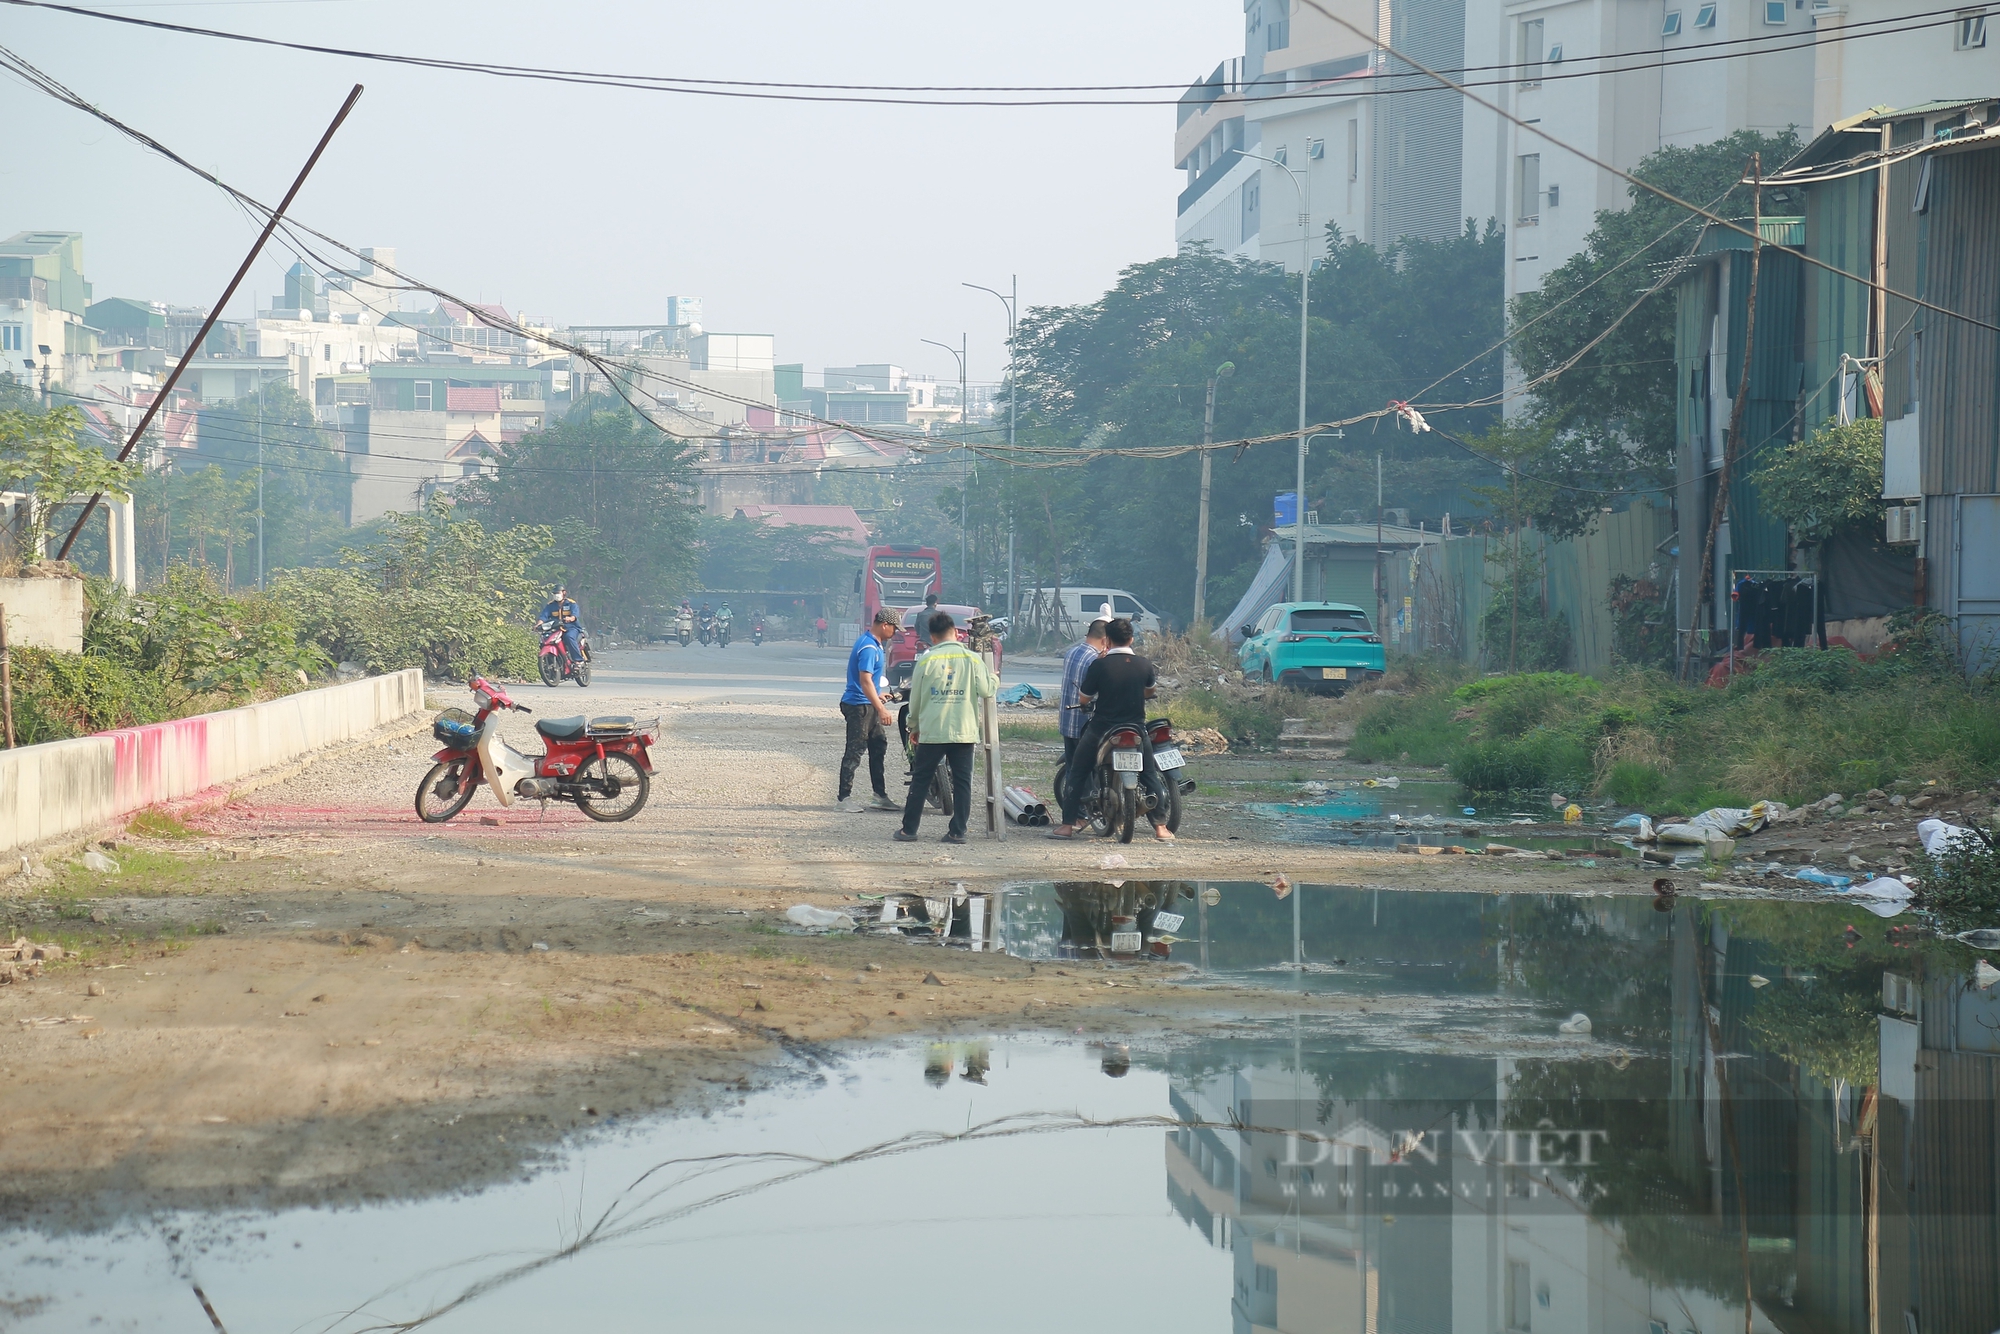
[[2, 0, 1985, 108]]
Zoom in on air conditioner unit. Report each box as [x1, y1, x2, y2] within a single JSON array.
[[1886, 504, 1921, 545]]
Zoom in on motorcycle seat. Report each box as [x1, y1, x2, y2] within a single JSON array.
[[534, 715, 588, 741]]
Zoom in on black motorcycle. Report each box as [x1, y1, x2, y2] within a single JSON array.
[[892, 690, 954, 817], [1054, 713, 1186, 843]]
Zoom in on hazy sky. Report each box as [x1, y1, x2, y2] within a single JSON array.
[[2, 0, 1240, 389]]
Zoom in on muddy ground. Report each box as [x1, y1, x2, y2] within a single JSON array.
[[0, 651, 1961, 1225]]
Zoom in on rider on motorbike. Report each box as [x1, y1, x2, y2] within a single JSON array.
[[541, 586, 586, 666], [717, 603, 735, 633], [675, 600, 695, 639]]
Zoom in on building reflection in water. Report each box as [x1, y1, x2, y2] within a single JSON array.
[[999, 881, 2000, 1334]]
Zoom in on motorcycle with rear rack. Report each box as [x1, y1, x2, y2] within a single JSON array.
[[416, 676, 658, 823]]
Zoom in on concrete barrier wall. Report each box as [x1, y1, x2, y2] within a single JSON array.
[[0, 577, 86, 653], [0, 668, 425, 854]]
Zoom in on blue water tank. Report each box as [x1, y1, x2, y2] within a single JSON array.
[[1273, 492, 1298, 526]]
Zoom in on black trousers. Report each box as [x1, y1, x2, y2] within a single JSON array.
[[902, 742, 974, 838], [838, 701, 887, 800], [1060, 722, 1114, 826]]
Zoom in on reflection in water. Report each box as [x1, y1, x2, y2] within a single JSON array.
[[7, 884, 1999, 1332]]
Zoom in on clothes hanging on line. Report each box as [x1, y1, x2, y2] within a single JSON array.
[[1733, 574, 1816, 650]]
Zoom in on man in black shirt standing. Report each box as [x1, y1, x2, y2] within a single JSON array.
[[1047, 617, 1174, 841]]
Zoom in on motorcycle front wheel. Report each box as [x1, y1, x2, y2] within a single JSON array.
[[415, 758, 477, 823], [928, 765, 954, 814], [539, 654, 561, 687], [576, 752, 649, 822]]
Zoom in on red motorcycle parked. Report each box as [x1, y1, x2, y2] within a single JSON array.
[[416, 676, 654, 823], [538, 618, 592, 687]]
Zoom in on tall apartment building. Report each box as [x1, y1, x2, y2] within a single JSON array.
[[1175, 0, 1502, 269]]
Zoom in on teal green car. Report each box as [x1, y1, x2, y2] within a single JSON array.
[[1237, 602, 1385, 695]]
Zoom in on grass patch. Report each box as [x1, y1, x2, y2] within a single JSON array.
[[127, 809, 198, 840], [998, 719, 1061, 744], [1331, 646, 2000, 807]]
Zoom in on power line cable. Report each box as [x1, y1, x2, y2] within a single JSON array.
[[2, 0, 1981, 107]]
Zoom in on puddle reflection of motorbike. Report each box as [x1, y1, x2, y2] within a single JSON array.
[[1054, 881, 1192, 960]]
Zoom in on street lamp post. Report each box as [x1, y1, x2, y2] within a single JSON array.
[[920, 335, 970, 598], [963, 278, 1017, 616], [1193, 360, 1236, 629], [1240, 145, 1316, 603]]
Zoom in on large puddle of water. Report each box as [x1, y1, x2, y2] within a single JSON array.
[[10, 882, 1997, 1333], [1239, 779, 1633, 855]]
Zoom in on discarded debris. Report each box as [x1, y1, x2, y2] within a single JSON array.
[[785, 904, 858, 931], [1099, 854, 1129, 870], [1271, 874, 1292, 900], [1557, 1012, 1592, 1035], [1955, 929, 2000, 949], [922, 971, 945, 987], [1748, 974, 1771, 989], [81, 848, 119, 874], [1977, 960, 2000, 991]]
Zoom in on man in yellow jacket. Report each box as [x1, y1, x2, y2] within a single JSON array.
[[894, 609, 996, 845]]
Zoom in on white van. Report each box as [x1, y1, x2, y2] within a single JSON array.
[[1024, 587, 1167, 638]]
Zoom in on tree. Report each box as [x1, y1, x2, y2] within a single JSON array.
[[1751, 417, 1884, 543], [1006, 228, 1505, 627], [1508, 130, 1803, 534], [0, 404, 138, 560], [455, 396, 701, 631]]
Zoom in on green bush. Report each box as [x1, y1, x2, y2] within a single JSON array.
[[1349, 691, 1469, 766], [273, 500, 550, 680], [1602, 759, 1667, 806], [1451, 730, 1595, 793], [1916, 823, 2000, 929]]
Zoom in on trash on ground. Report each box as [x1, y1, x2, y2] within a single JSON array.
[[1844, 876, 1915, 902], [1748, 974, 1770, 988], [785, 904, 858, 931], [1271, 874, 1292, 900], [1977, 959, 2000, 991], [1954, 928, 2000, 949], [1563, 804, 1583, 824], [1558, 1012, 1592, 1035], [1360, 776, 1401, 788], [996, 682, 1043, 705], [1919, 818, 1985, 857], [1792, 868, 1853, 888], [81, 848, 119, 874], [1099, 854, 1129, 870]]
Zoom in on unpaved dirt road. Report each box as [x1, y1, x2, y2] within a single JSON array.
[[0, 642, 1667, 1221]]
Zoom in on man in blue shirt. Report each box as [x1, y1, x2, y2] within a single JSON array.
[[838, 608, 901, 810], [1058, 619, 1109, 774]]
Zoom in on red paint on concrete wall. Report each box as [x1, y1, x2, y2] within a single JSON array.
[[105, 715, 211, 812]]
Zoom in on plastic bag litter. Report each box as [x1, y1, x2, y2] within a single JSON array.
[[1792, 867, 1853, 888], [1919, 818, 1986, 857], [1612, 812, 1653, 833], [1976, 959, 2000, 991], [1361, 776, 1401, 789], [1099, 854, 1129, 870], [1558, 1013, 1592, 1035], [1845, 876, 1915, 902], [1955, 929, 2000, 949], [1563, 804, 1583, 824], [81, 848, 119, 874], [1680, 803, 1788, 839], [1748, 974, 1771, 988], [785, 904, 857, 931], [996, 682, 1043, 705]]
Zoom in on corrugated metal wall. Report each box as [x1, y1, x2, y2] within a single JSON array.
[[1725, 248, 1805, 576], [1916, 146, 2000, 498], [1800, 173, 1873, 428], [1393, 501, 1674, 673]]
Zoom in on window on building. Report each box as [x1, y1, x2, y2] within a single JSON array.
[[1663, 9, 1683, 34], [1516, 153, 1542, 225], [1547, 42, 1564, 61], [1506, 1261, 1533, 1331], [1268, 17, 1290, 49], [1518, 18, 1544, 84], [1695, 2, 1717, 25], [1273, 144, 1288, 166], [1346, 119, 1359, 181], [1956, 9, 1988, 46], [414, 379, 433, 411], [1764, 0, 1785, 22], [0, 326, 18, 352]]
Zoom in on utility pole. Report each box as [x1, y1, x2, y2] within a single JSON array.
[[256, 392, 265, 590], [1242, 142, 1315, 603], [1192, 360, 1235, 628], [1375, 453, 1385, 638]]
